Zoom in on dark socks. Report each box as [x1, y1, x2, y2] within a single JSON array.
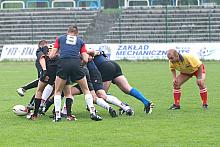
[[22, 79, 39, 90], [34, 98, 41, 116], [44, 98, 54, 112], [29, 95, 35, 106], [66, 98, 73, 116]]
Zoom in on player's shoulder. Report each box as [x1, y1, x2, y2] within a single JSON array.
[[182, 53, 195, 58], [183, 53, 200, 61], [59, 34, 67, 39], [77, 37, 85, 44]]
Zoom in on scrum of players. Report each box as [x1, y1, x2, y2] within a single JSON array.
[[15, 25, 154, 122]]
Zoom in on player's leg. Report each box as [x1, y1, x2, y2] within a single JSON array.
[[53, 76, 66, 122], [27, 94, 35, 110], [77, 77, 102, 121], [169, 73, 191, 110], [113, 75, 153, 113], [17, 79, 39, 97], [77, 77, 95, 113], [91, 90, 117, 117], [41, 84, 54, 104], [62, 85, 82, 115], [196, 66, 208, 108], [43, 96, 54, 113], [62, 85, 76, 121], [96, 89, 133, 116], [102, 81, 112, 93], [31, 80, 47, 119], [58, 85, 82, 118]]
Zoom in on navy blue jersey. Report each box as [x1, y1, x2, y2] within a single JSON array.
[[87, 60, 98, 70], [55, 34, 85, 59], [93, 53, 108, 67], [87, 60, 103, 91]]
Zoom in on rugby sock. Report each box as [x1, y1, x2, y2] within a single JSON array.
[[22, 79, 39, 90], [96, 98, 110, 110], [173, 89, 181, 106], [129, 88, 149, 106], [34, 98, 41, 116], [66, 98, 73, 116], [61, 101, 67, 115], [200, 88, 208, 105], [54, 95, 61, 118], [106, 95, 129, 111], [29, 94, 35, 106], [85, 94, 95, 114], [42, 84, 53, 102], [44, 98, 54, 112]]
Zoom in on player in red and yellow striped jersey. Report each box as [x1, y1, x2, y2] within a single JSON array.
[[167, 49, 208, 110]]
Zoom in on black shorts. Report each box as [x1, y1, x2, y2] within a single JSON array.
[[56, 58, 85, 83], [89, 68, 103, 91], [97, 61, 123, 82], [39, 64, 57, 85]]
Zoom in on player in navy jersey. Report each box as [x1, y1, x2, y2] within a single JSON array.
[[87, 59, 134, 116], [92, 51, 154, 114], [49, 25, 102, 122]]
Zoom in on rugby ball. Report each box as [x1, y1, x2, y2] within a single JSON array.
[[12, 105, 28, 116]]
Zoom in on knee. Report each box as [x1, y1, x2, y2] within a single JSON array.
[[97, 93, 107, 99], [121, 86, 132, 94], [119, 87, 130, 94]]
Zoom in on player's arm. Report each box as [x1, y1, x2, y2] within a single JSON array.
[[169, 61, 177, 83], [49, 37, 59, 59], [171, 69, 176, 79], [93, 50, 102, 57], [80, 44, 89, 65], [39, 56, 47, 71], [36, 48, 47, 71], [37, 50, 48, 80]]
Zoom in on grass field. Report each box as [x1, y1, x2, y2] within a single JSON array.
[[0, 61, 219, 147]]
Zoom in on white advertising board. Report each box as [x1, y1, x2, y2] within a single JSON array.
[[1, 43, 220, 61], [86, 43, 220, 60], [0, 45, 38, 61]]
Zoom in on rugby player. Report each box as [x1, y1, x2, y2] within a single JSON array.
[[92, 51, 154, 114], [49, 25, 102, 122], [167, 49, 208, 110], [30, 40, 58, 120]]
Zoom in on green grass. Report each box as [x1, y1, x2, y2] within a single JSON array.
[[0, 61, 219, 147]]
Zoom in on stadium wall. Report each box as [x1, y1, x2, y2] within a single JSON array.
[[0, 43, 219, 61]]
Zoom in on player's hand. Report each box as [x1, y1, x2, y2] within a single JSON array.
[[88, 55, 93, 61]]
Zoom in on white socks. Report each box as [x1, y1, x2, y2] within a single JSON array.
[[85, 94, 95, 114], [61, 101, 67, 115], [42, 84, 53, 102], [54, 95, 61, 118], [96, 98, 110, 111], [106, 95, 129, 111]]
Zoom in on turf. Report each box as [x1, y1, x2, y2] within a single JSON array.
[[0, 61, 219, 147]]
